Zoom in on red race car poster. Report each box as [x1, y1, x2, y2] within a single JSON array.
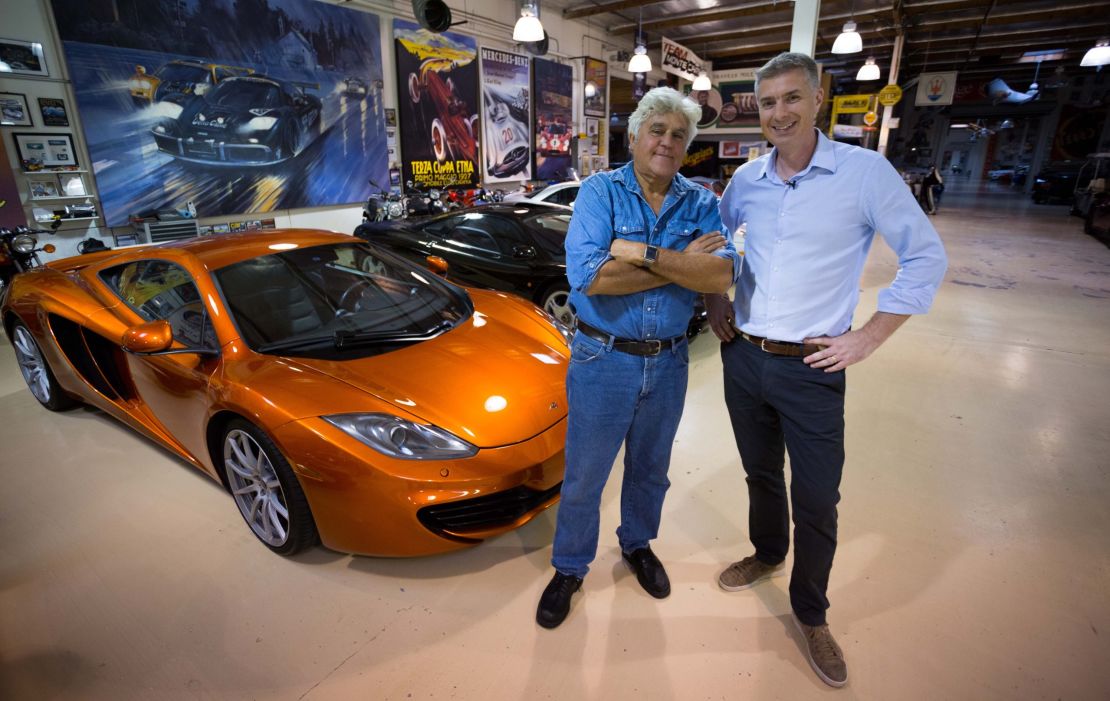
[[533, 58, 573, 181], [394, 19, 480, 189]]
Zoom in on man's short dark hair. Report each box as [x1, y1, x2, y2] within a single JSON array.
[[755, 52, 820, 92]]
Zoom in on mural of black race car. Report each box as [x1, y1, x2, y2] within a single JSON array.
[[129, 60, 254, 108], [151, 76, 322, 166]]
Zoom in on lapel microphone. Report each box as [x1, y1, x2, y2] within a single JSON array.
[[786, 179, 797, 189]]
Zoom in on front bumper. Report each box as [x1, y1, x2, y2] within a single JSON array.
[[152, 130, 284, 166], [271, 415, 566, 556]]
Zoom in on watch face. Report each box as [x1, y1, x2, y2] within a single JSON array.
[[644, 244, 659, 266]]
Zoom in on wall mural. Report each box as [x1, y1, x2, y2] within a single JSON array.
[[393, 19, 479, 189], [49, 0, 387, 227], [532, 58, 573, 181], [479, 48, 531, 184]]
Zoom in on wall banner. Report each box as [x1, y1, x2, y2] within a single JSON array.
[[915, 72, 958, 106], [533, 58, 573, 180], [584, 57, 607, 117], [479, 48, 531, 183], [394, 19, 479, 189], [50, 0, 387, 227]]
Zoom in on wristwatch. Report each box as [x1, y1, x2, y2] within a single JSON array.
[[642, 244, 660, 268]]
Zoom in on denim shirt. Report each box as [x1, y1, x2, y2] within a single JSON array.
[[565, 163, 741, 341]]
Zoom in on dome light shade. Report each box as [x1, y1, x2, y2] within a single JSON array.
[[832, 21, 863, 54], [628, 46, 652, 73], [856, 57, 880, 81], [692, 71, 712, 91], [513, 4, 545, 43], [1080, 39, 1110, 67]]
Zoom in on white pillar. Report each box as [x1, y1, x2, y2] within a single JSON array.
[[877, 32, 905, 157], [790, 0, 821, 56]]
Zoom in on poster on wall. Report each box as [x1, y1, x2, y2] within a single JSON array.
[[533, 58, 573, 181], [480, 48, 531, 183], [584, 58, 607, 117], [394, 19, 479, 189], [694, 68, 760, 131], [49, 0, 387, 227], [1050, 104, 1108, 161], [680, 140, 720, 179]]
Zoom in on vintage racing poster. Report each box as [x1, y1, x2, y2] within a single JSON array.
[[394, 19, 479, 189], [532, 58, 573, 181], [479, 48, 531, 183]]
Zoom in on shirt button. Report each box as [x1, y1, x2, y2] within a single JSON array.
[[773, 266, 779, 272], [780, 212, 785, 217]]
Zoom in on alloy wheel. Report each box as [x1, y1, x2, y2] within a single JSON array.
[[543, 288, 574, 326], [223, 428, 291, 547], [13, 325, 52, 405]]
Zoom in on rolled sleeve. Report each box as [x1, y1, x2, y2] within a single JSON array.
[[717, 185, 745, 285], [866, 160, 948, 315], [564, 177, 615, 292]]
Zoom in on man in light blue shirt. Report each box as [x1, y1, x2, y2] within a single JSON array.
[[708, 52, 947, 688], [536, 87, 741, 629]]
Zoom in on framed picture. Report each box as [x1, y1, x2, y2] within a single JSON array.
[[59, 173, 86, 196], [29, 179, 59, 199], [11, 132, 79, 171], [37, 98, 69, 127], [0, 38, 48, 77], [1, 92, 33, 126], [585, 117, 599, 138]]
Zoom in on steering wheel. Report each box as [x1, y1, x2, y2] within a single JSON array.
[[337, 280, 373, 314]]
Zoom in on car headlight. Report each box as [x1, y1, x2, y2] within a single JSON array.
[[246, 116, 277, 131], [324, 414, 478, 460], [12, 233, 37, 254], [387, 201, 404, 218]]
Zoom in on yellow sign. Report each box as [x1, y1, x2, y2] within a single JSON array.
[[832, 95, 872, 113], [863, 111, 878, 126], [877, 84, 903, 106]]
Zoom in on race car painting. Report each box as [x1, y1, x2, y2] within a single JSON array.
[[483, 86, 530, 179], [538, 121, 570, 157], [128, 59, 254, 108], [343, 77, 368, 99], [151, 75, 322, 166], [408, 58, 479, 165]]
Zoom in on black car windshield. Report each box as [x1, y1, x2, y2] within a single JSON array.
[[214, 241, 472, 358], [157, 63, 209, 83], [524, 212, 571, 258], [208, 80, 282, 110]]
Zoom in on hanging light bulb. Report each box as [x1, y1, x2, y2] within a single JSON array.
[[832, 20, 863, 54], [513, 2, 545, 43], [627, 8, 652, 73], [856, 57, 880, 81], [584, 81, 598, 98], [692, 71, 712, 91], [1081, 38, 1110, 68]]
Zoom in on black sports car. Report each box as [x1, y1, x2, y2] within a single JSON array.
[[355, 202, 709, 338], [151, 75, 322, 166]]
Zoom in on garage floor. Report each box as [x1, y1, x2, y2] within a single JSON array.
[[2, 181, 1109, 700]]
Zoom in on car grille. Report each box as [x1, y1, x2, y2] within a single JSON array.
[[417, 482, 561, 538]]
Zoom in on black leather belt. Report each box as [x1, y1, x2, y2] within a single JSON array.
[[738, 330, 824, 358], [576, 320, 685, 356]]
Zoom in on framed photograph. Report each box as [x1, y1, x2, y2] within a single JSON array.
[[12, 132, 79, 171], [585, 117, 599, 138], [1, 91, 33, 126], [37, 98, 69, 127], [59, 173, 86, 196], [0, 38, 48, 77], [29, 179, 59, 199]]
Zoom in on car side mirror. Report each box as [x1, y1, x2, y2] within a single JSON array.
[[122, 319, 219, 356], [511, 245, 537, 260], [425, 255, 449, 276]]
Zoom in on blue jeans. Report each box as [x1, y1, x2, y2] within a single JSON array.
[[551, 331, 689, 578]]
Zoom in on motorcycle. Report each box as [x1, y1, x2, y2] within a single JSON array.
[[0, 224, 59, 291], [919, 166, 944, 215], [364, 179, 406, 222], [403, 180, 447, 218]]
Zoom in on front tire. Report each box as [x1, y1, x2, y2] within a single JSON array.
[[221, 419, 318, 555], [11, 322, 76, 411]]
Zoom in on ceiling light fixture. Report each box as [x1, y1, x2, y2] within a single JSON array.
[[832, 20, 863, 54], [692, 71, 712, 91], [1081, 38, 1110, 69], [513, 1, 545, 43], [856, 57, 880, 81], [628, 8, 652, 73]]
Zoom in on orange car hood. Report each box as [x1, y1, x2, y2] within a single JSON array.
[[288, 316, 568, 449]]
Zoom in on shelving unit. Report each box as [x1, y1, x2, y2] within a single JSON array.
[[23, 169, 100, 226]]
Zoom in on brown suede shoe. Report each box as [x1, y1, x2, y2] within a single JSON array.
[[793, 614, 848, 688], [718, 554, 786, 592]]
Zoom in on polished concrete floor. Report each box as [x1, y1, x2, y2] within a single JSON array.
[[2, 181, 1109, 700]]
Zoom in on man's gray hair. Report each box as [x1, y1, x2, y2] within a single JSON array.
[[628, 86, 701, 151], [755, 52, 820, 92]]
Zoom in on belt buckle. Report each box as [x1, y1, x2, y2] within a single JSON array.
[[645, 339, 662, 355], [760, 338, 768, 353]]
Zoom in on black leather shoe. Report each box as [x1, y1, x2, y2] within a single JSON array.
[[622, 547, 671, 599], [536, 571, 583, 629]]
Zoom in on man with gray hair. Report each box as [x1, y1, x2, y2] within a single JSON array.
[[536, 86, 741, 629], [709, 52, 947, 687]]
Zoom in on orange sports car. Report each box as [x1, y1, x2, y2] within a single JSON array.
[[2, 230, 569, 556]]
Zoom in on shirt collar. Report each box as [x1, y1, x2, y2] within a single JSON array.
[[758, 128, 839, 184], [612, 160, 700, 197]]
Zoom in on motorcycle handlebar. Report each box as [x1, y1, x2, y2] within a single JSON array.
[[0, 226, 57, 236]]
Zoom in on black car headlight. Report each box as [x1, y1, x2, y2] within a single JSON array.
[[324, 413, 478, 460], [12, 233, 37, 254]]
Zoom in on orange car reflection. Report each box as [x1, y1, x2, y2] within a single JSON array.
[[2, 230, 569, 556]]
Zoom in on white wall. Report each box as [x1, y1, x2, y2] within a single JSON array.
[[0, 0, 640, 260]]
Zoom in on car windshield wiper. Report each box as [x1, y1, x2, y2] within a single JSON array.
[[333, 320, 456, 349], [256, 334, 336, 354]]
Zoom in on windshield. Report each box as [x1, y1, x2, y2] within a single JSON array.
[[157, 63, 209, 83], [214, 241, 472, 358], [208, 80, 282, 110]]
